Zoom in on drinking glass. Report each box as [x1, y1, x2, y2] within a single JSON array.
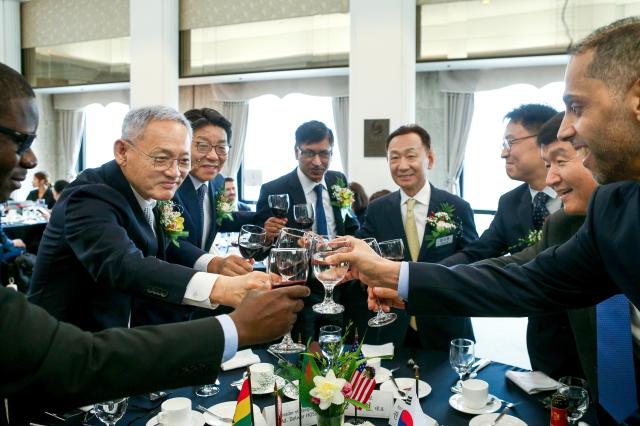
[[311, 236, 349, 314], [293, 203, 314, 230], [268, 194, 290, 219], [377, 239, 405, 261], [238, 224, 269, 262], [267, 248, 308, 354], [276, 227, 313, 251], [94, 397, 128, 426], [363, 238, 397, 327], [558, 377, 589, 424], [319, 325, 343, 372], [449, 338, 475, 387]]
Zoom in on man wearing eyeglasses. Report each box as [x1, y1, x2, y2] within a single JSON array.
[[29, 105, 272, 332], [256, 120, 359, 340]]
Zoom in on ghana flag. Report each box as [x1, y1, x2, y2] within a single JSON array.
[[233, 377, 253, 425]]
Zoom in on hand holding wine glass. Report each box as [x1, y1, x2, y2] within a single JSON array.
[[363, 238, 397, 327], [311, 236, 349, 314]]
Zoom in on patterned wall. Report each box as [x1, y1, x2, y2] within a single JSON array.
[[180, 0, 348, 30], [21, 0, 129, 48]]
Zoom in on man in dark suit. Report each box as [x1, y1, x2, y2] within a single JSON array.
[[225, 177, 252, 211], [256, 120, 359, 340], [0, 61, 309, 423], [28, 105, 271, 332], [332, 17, 640, 424], [355, 124, 478, 350]]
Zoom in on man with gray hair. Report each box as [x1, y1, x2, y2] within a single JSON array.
[[29, 105, 271, 332]]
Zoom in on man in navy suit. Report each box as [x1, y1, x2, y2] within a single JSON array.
[[29, 106, 271, 332], [355, 124, 478, 350], [256, 120, 359, 340], [224, 177, 252, 211]]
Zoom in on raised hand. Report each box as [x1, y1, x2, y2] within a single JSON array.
[[367, 287, 406, 311], [209, 271, 270, 307], [208, 254, 253, 276]]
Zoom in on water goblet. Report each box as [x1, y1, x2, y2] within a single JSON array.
[[363, 238, 397, 327], [93, 397, 128, 426], [558, 376, 590, 424], [449, 338, 475, 388], [319, 325, 343, 372], [311, 236, 349, 314]]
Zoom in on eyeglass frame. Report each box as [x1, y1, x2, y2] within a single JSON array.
[[0, 124, 37, 156], [297, 147, 332, 160], [502, 134, 538, 151], [123, 139, 191, 171], [194, 140, 230, 156]]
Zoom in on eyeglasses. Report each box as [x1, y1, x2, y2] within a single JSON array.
[[124, 139, 191, 171], [502, 134, 538, 151], [195, 141, 230, 156], [297, 147, 332, 160], [0, 124, 37, 156]]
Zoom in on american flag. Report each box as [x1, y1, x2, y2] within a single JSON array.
[[349, 364, 376, 406]]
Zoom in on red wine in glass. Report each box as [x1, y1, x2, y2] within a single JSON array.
[[296, 217, 314, 230], [268, 194, 290, 219], [272, 279, 307, 287], [239, 242, 263, 259], [271, 207, 288, 218]]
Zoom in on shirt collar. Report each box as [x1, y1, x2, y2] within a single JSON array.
[[400, 181, 431, 206], [130, 185, 157, 211], [189, 174, 209, 192], [529, 185, 557, 202], [297, 167, 327, 195]]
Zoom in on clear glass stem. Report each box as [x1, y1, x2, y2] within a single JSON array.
[[323, 285, 335, 304], [376, 297, 384, 316], [281, 331, 294, 345]]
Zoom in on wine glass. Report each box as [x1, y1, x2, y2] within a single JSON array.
[[93, 397, 128, 426], [449, 338, 475, 388], [238, 224, 269, 262], [268, 194, 290, 219], [363, 238, 397, 327], [311, 236, 349, 314], [319, 325, 343, 372], [558, 377, 590, 424], [267, 247, 308, 354], [377, 239, 405, 261], [293, 203, 314, 230], [276, 227, 313, 250]]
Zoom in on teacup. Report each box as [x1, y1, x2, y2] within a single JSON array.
[[462, 379, 489, 409], [157, 397, 192, 425], [250, 362, 275, 393]]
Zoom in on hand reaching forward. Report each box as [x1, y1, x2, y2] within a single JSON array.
[[367, 287, 406, 312], [208, 254, 253, 276], [209, 271, 270, 307], [229, 285, 310, 346]]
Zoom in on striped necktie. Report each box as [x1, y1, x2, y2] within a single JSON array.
[[143, 205, 155, 236]]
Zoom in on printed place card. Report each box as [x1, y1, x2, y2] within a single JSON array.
[[344, 390, 395, 418], [262, 400, 316, 426]]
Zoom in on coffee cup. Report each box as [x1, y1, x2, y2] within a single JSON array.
[[249, 362, 275, 392], [157, 397, 192, 425], [461, 379, 489, 409]]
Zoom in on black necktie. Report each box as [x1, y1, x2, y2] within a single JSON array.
[[532, 192, 550, 230], [197, 184, 207, 241]]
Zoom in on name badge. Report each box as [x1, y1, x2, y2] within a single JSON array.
[[345, 390, 394, 418], [262, 400, 316, 426], [435, 234, 453, 247]]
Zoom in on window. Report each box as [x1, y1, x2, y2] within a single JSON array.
[[83, 103, 130, 170], [462, 82, 565, 234], [242, 94, 343, 201]]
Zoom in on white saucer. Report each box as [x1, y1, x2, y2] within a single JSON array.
[[469, 413, 527, 426], [449, 393, 501, 415], [203, 401, 267, 426], [146, 410, 205, 426], [282, 380, 299, 400], [379, 378, 431, 399], [374, 367, 391, 384], [234, 375, 286, 395]]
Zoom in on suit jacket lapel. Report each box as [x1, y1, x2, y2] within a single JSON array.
[[518, 186, 534, 233], [387, 191, 411, 261], [418, 184, 445, 260], [180, 178, 203, 247], [153, 207, 167, 257], [204, 183, 218, 251], [325, 172, 346, 236]]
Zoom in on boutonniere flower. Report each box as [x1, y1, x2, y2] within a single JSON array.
[[157, 200, 189, 247], [515, 229, 542, 249], [424, 202, 460, 248], [215, 192, 234, 226], [330, 178, 355, 220]]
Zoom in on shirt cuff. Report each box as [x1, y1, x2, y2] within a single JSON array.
[[398, 261, 410, 300], [183, 272, 220, 309], [194, 253, 217, 272], [216, 314, 238, 362]]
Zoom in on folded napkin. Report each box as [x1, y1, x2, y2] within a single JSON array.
[[506, 370, 559, 394], [361, 343, 394, 358], [221, 349, 261, 371]]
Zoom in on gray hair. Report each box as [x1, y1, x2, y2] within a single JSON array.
[[121, 105, 192, 143]]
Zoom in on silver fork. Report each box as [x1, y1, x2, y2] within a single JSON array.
[[196, 404, 232, 424], [490, 402, 515, 425]]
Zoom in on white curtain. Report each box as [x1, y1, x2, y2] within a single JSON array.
[[220, 100, 249, 178], [57, 109, 86, 180], [443, 92, 474, 195], [332, 96, 349, 174]]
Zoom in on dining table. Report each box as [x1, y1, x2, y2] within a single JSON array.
[[81, 348, 598, 426]]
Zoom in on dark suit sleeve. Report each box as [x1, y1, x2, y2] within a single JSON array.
[[456, 199, 479, 248], [220, 211, 257, 232], [354, 208, 375, 239], [254, 183, 272, 227], [1, 287, 224, 410], [165, 239, 208, 269]]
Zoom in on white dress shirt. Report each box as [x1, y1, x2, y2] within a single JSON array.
[[399, 182, 432, 248], [296, 167, 337, 237], [529, 186, 562, 215]]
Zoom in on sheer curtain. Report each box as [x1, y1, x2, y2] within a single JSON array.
[[443, 92, 474, 195], [332, 96, 349, 174], [220, 100, 249, 178], [57, 109, 86, 180]]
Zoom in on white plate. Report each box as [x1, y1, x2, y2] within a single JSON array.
[[146, 410, 205, 426], [374, 367, 391, 384], [449, 393, 502, 415], [379, 378, 431, 399], [469, 413, 527, 426], [282, 380, 299, 400], [234, 376, 286, 395], [203, 401, 267, 426]]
